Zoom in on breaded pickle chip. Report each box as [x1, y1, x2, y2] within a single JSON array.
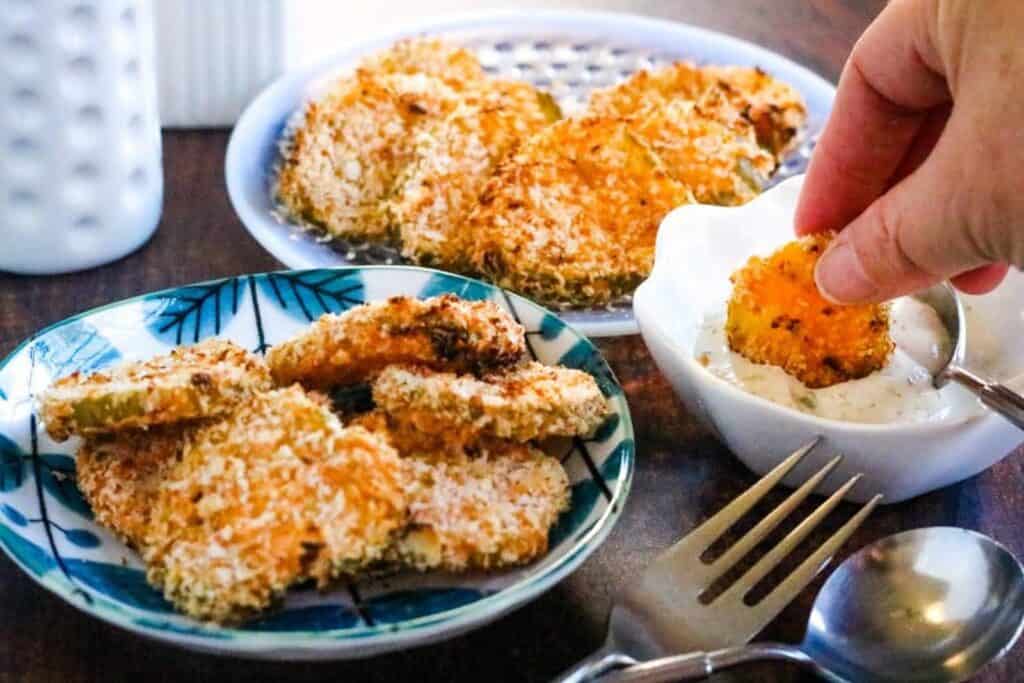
[[39, 338, 272, 442], [399, 445, 570, 572], [359, 37, 485, 87], [75, 426, 189, 549], [587, 61, 807, 160], [143, 387, 409, 623], [631, 89, 775, 206], [726, 234, 893, 388], [275, 70, 460, 242], [391, 79, 561, 269], [373, 362, 610, 442], [266, 294, 525, 388], [467, 116, 694, 306]]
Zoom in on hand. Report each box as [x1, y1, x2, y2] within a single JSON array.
[[795, 0, 1024, 303]]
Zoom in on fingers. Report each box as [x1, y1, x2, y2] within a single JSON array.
[[795, 0, 950, 236], [951, 263, 1010, 295], [813, 127, 994, 304]]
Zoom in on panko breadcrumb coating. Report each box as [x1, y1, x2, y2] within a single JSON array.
[[399, 445, 570, 572], [143, 387, 409, 623], [372, 362, 610, 442], [467, 116, 694, 306], [75, 426, 189, 549], [391, 79, 561, 269], [358, 37, 485, 88], [631, 89, 775, 206], [275, 70, 460, 242], [587, 61, 807, 161], [267, 294, 525, 389], [39, 338, 271, 442], [726, 233, 893, 389]]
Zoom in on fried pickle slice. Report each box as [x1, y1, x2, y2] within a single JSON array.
[[266, 294, 525, 389], [39, 338, 272, 442], [630, 89, 775, 205], [391, 79, 561, 270], [358, 37, 485, 87], [275, 70, 460, 242], [372, 362, 610, 442], [726, 234, 893, 388], [398, 446, 570, 571], [143, 387, 409, 623], [587, 61, 807, 161], [466, 116, 694, 306], [75, 426, 189, 549]]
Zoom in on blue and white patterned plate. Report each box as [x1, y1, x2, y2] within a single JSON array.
[[0, 266, 634, 659], [226, 9, 836, 338]]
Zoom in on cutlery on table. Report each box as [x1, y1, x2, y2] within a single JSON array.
[[554, 438, 880, 682], [601, 526, 1024, 682]]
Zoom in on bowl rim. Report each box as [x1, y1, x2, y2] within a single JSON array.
[[0, 264, 635, 657]]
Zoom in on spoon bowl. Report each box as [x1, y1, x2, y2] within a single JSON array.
[[602, 527, 1024, 682]]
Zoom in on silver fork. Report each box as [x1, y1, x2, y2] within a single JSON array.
[[554, 439, 881, 682]]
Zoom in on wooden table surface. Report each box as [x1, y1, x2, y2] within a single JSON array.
[[2, 2, 1021, 681]]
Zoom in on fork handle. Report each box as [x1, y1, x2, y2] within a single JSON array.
[[551, 645, 637, 683], [595, 643, 812, 682]]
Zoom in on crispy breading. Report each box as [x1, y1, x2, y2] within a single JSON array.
[[266, 294, 526, 389], [587, 61, 807, 160], [373, 361, 610, 442], [466, 116, 694, 306], [75, 426, 188, 549], [39, 338, 272, 442], [347, 410, 476, 458], [630, 89, 775, 206], [726, 233, 893, 388], [358, 37, 485, 88], [391, 79, 561, 270], [143, 387, 409, 623], [275, 70, 460, 242], [398, 444, 570, 571]]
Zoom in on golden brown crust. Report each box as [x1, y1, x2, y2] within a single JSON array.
[[587, 61, 807, 161], [391, 79, 560, 270], [358, 37, 485, 87], [39, 339, 272, 442], [372, 362, 610, 442], [266, 294, 526, 389], [398, 446, 570, 572], [466, 116, 694, 306], [726, 234, 893, 388], [143, 386, 409, 623], [75, 426, 189, 549]]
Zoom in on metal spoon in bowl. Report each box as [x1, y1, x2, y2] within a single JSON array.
[[598, 527, 1024, 683], [910, 282, 1024, 430]]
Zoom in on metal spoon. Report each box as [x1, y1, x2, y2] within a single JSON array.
[[598, 527, 1024, 682], [910, 282, 1024, 430]]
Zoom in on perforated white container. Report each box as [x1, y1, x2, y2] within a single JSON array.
[[0, 0, 162, 275]]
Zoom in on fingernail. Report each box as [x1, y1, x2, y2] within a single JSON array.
[[815, 237, 877, 304]]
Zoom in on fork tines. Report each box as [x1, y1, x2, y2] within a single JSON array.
[[696, 438, 880, 612]]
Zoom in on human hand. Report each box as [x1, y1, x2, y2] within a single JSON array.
[[795, 0, 1024, 304]]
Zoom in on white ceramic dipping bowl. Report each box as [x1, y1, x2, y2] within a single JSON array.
[[635, 175, 1024, 503]]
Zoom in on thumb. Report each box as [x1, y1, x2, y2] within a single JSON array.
[[813, 137, 996, 303]]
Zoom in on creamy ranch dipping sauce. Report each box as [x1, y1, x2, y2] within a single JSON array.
[[694, 298, 962, 424]]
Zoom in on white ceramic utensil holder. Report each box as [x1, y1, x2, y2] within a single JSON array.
[[1, 0, 162, 275]]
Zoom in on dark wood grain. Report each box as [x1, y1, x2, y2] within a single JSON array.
[[2, 2, 1020, 681]]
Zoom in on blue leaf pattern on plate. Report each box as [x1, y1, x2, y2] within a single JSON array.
[[144, 278, 243, 345], [419, 273, 492, 301], [549, 439, 632, 548], [244, 604, 361, 632], [31, 321, 121, 379], [1, 503, 27, 527], [589, 414, 620, 443], [0, 434, 23, 492], [559, 340, 621, 397], [66, 559, 174, 612], [366, 588, 488, 624], [0, 523, 55, 575], [258, 270, 364, 322], [38, 453, 92, 519], [62, 528, 101, 548], [538, 313, 566, 340]]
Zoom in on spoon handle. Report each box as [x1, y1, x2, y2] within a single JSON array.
[[946, 365, 1024, 431], [596, 643, 812, 682]]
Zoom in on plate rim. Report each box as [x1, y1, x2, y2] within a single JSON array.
[[0, 264, 635, 659], [225, 8, 837, 339]]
